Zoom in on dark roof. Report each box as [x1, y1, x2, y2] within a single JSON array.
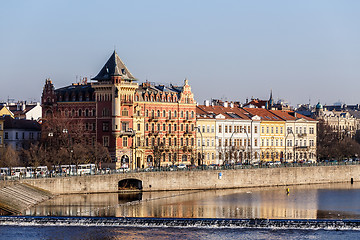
[[3, 116, 41, 131], [92, 51, 135, 81]]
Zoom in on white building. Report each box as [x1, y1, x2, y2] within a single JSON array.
[[3, 116, 41, 150]]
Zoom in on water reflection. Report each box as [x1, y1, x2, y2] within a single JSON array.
[[26, 182, 360, 219]]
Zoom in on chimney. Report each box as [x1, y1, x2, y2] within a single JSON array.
[[230, 102, 234, 108], [22, 103, 26, 111], [204, 100, 210, 107], [223, 102, 228, 108]]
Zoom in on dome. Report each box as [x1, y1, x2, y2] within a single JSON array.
[[316, 102, 323, 109]]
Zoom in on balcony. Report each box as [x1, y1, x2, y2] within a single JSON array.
[[183, 118, 193, 123], [297, 133, 307, 138], [166, 118, 176, 122], [166, 131, 176, 136], [148, 116, 159, 122], [121, 100, 133, 105], [294, 146, 309, 150], [119, 130, 135, 136], [148, 130, 159, 136], [184, 131, 194, 136]]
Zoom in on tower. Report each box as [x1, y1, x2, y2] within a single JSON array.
[[92, 51, 138, 166]]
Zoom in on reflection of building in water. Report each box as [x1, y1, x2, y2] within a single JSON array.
[[116, 188, 318, 219]]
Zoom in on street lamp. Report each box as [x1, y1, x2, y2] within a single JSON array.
[[285, 129, 295, 163], [62, 128, 73, 175], [195, 127, 204, 166], [241, 127, 251, 164]]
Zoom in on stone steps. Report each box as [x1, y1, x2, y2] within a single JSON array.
[[0, 183, 54, 215]]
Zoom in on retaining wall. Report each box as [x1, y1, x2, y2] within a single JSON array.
[[21, 165, 360, 194]]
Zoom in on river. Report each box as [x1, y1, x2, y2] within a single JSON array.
[[2, 182, 360, 239]]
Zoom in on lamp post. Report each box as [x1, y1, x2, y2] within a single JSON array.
[[195, 127, 204, 166], [241, 127, 251, 164], [62, 128, 73, 175], [285, 129, 295, 163]]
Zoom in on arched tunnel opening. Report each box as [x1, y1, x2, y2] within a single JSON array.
[[118, 178, 143, 191]]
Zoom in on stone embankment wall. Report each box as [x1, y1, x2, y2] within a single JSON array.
[[22, 165, 360, 194], [0, 183, 53, 215]]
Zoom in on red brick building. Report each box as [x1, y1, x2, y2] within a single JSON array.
[[41, 51, 197, 169]]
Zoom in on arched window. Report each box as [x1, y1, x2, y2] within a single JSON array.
[[174, 111, 177, 118], [85, 109, 89, 117], [157, 110, 160, 117], [163, 110, 166, 117], [191, 111, 194, 119], [168, 110, 172, 119]]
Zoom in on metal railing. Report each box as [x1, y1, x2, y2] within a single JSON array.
[[1, 160, 359, 181]]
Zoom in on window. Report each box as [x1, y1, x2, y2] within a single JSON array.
[[254, 126, 258, 134], [207, 125, 210, 133], [261, 127, 264, 134], [255, 139, 258, 147], [271, 127, 274, 134], [122, 108, 129, 116], [102, 108, 110, 117], [202, 125, 205, 132], [16, 132, 18, 139], [103, 122, 109, 132], [181, 111, 184, 118], [137, 123, 140, 131], [123, 137, 128, 147], [168, 110, 172, 118], [225, 125, 228, 133], [275, 127, 278, 134], [163, 110, 166, 117], [145, 123, 149, 131], [219, 125, 222, 133], [122, 122, 129, 131], [266, 127, 269, 134], [211, 126, 214, 133], [219, 138, 222, 147], [103, 136, 109, 147], [78, 109, 82, 117]]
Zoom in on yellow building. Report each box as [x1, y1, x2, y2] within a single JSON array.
[[0, 106, 14, 118], [0, 118, 4, 150], [195, 111, 216, 165], [244, 108, 285, 162]]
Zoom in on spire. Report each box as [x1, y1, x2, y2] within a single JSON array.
[[269, 89, 274, 107], [92, 51, 135, 81]]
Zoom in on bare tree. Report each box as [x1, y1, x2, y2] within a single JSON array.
[[0, 145, 21, 168]]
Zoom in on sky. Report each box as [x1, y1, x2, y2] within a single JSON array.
[[1, 0, 360, 107]]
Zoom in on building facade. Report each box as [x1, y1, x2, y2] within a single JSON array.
[[42, 51, 196, 169]]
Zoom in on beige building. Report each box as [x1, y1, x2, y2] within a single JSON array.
[[271, 110, 317, 162], [314, 103, 356, 137], [195, 114, 217, 165]]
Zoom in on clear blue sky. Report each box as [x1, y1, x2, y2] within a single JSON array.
[[1, 0, 360, 106]]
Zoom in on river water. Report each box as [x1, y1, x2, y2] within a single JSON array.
[[2, 182, 360, 239]]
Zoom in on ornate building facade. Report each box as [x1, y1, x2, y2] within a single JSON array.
[[41, 51, 196, 169]]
